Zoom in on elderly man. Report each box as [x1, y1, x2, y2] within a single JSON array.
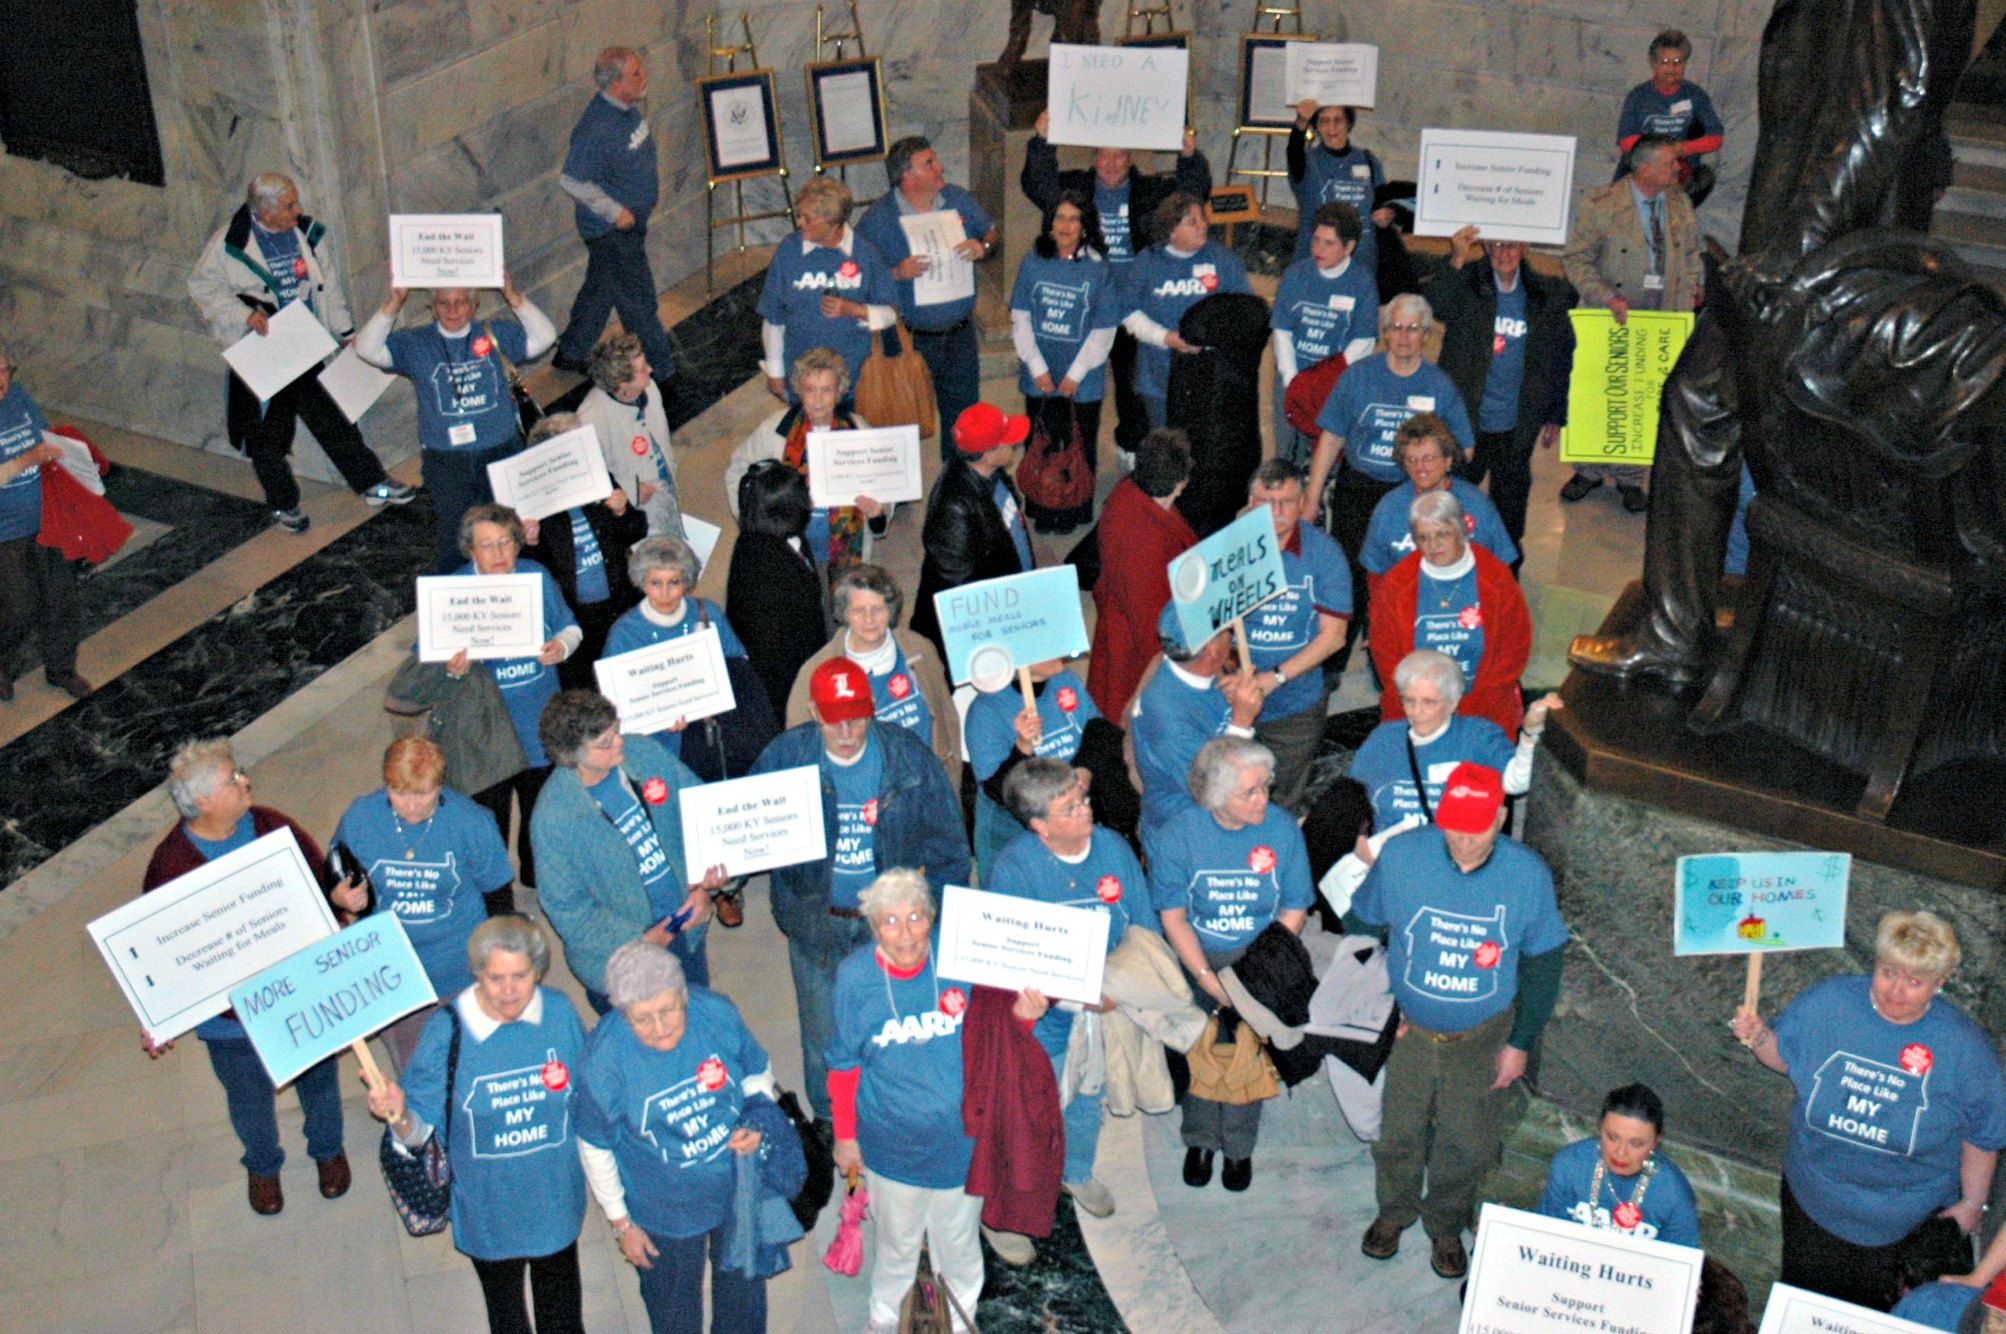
[[750, 657, 970, 1126], [1558, 134, 1703, 511], [1351, 762, 1568, 1280], [911, 403, 1035, 663], [188, 174, 413, 534], [1022, 111, 1212, 460], [857, 136, 998, 459], [552, 47, 676, 403], [1129, 602, 1266, 841]]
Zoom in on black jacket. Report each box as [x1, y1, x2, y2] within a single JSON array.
[[1020, 137, 1214, 251], [1168, 291, 1272, 538], [912, 459, 1028, 655], [726, 532, 828, 718], [525, 500, 647, 615], [1424, 259, 1577, 442]]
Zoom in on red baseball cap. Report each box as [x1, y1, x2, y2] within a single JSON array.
[[953, 402, 1031, 455], [1434, 762, 1505, 833], [809, 658, 875, 724]]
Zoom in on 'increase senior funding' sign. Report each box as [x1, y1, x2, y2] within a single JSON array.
[[935, 566, 1089, 687], [1559, 309, 1695, 467], [230, 914, 437, 1087], [1168, 505, 1287, 654], [1461, 1203, 1704, 1334], [1414, 129, 1578, 246]]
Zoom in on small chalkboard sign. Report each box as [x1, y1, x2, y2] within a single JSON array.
[[1208, 186, 1260, 224]]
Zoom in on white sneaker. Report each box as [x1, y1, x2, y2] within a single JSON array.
[[981, 1224, 1036, 1266], [1064, 1178, 1116, 1218]]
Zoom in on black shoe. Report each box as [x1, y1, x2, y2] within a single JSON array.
[[551, 351, 590, 375], [1567, 632, 1704, 686], [1182, 1147, 1214, 1187], [1221, 1156, 1253, 1191], [1558, 474, 1602, 502], [47, 671, 93, 700], [1619, 484, 1649, 513]]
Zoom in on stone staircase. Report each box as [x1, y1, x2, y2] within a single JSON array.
[[1935, 108, 2006, 291]]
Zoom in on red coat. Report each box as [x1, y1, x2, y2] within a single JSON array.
[[962, 985, 1063, 1236], [1087, 477, 1198, 720], [1368, 547, 1531, 736]]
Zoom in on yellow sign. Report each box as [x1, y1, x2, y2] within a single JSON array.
[[1558, 309, 1694, 467]]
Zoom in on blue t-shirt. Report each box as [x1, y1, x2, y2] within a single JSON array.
[[1477, 280, 1530, 432], [966, 670, 1099, 782], [1272, 257, 1380, 368], [383, 321, 531, 453], [1316, 354, 1474, 483], [253, 221, 307, 307], [993, 473, 1035, 572], [0, 386, 51, 542], [334, 788, 513, 996], [1292, 143, 1384, 275], [587, 770, 680, 921], [565, 94, 659, 239], [457, 560, 577, 769], [1536, 1138, 1701, 1248], [856, 185, 994, 331], [1011, 251, 1123, 402], [185, 812, 260, 1041], [1128, 241, 1254, 401], [575, 989, 771, 1239], [1130, 665, 1233, 839], [825, 741, 886, 911], [1146, 803, 1313, 953], [1413, 563, 1486, 687], [1617, 81, 1724, 161], [567, 509, 611, 605], [1773, 975, 2006, 1246], [1361, 478, 1520, 575], [402, 989, 589, 1261], [988, 826, 1148, 1055], [1348, 716, 1517, 830], [1243, 523, 1352, 719], [825, 945, 974, 1189], [1354, 826, 1567, 1034], [1891, 1283, 1984, 1331], [864, 640, 936, 741], [756, 235, 898, 393], [1095, 180, 1136, 262]]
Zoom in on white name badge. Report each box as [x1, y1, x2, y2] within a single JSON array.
[[448, 421, 479, 445], [1407, 395, 1436, 410], [1670, 100, 1692, 115], [1352, 164, 1371, 178], [1643, 273, 1666, 290], [1194, 263, 1217, 279], [1330, 294, 1356, 311]]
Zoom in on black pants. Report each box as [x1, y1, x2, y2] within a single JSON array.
[[1465, 427, 1534, 548], [558, 596, 628, 691], [1108, 326, 1148, 452], [421, 437, 526, 574], [470, 1241, 584, 1334], [1779, 1175, 1971, 1312], [1324, 469, 1399, 674], [227, 372, 386, 511], [474, 765, 551, 889], [0, 534, 81, 681]]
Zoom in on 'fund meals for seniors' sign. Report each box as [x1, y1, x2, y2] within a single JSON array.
[[1045, 43, 1190, 152], [935, 566, 1089, 687], [1168, 505, 1287, 654], [230, 914, 438, 1086], [1559, 309, 1695, 467]]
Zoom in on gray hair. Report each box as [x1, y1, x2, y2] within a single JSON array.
[[594, 47, 638, 91], [1249, 456, 1305, 495], [1159, 621, 1215, 665], [790, 345, 852, 401], [246, 173, 296, 215], [1409, 488, 1467, 535], [885, 135, 932, 190], [858, 869, 935, 933], [528, 411, 582, 446], [833, 563, 904, 632], [588, 333, 646, 396], [467, 915, 551, 980], [1189, 735, 1275, 811], [1393, 649, 1466, 708], [1003, 757, 1078, 827], [628, 534, 701, 590], [1632, 134, 1683, 169], [605, 939, 686, 1009], [1382, 292, 1433, 333], [167, 738, 238, 820], [537, 689, 620, 770], [796, 176, 854, 228]]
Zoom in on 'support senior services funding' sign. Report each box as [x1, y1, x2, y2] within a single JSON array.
[[1559, 309, 1695, 467], [1168, 505, 1288, 654], [934, 884, 1109, 1006], [934, 566, 1089, 687], [230, 914, 437, 1086], [1461, 1203, 1705, 1334]]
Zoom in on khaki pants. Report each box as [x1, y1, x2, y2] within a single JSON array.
[[1370, 1006, 1515, 1238]]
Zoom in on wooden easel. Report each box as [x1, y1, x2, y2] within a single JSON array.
[[703, 13, 794, 293], [810, 3, 874, 189], [1124, 1, 1181, 38]]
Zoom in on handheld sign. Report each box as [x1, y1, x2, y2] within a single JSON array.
[[1676, 850, 1850, 1011], [317, 346, 396, 423], [683, 514, 722, 574], [679, 765, 828, 878], [1168, 506, 1287, 655], [935, 884, 1110, 1006], [1046, 43, 1190, 152], [486, 425, 616, 522], [415, 572, 545, 662], [388, 213, 506, 289], [87, 826, 341, 1046], [934, 566, 1089, 688], [898, 211, 977, 308], [1560, 309, 1695, 467], [1414, 128, 1579, 246], [223, 300, 338, 402], [806, 425, 925, 509], [594, 625, 738, 735], [1461, 1203, 1704, 1334], [230, 914, 437, 1087], [1284, 42, 1378, 108], [1757, 1285, 1943, 1334]]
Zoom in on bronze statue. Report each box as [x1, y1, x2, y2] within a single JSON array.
[[1000, 0, 1104, 66]]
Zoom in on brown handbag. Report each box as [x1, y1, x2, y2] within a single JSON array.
[[897, 1239, 979, 1334], [854, 321, 938, 439]]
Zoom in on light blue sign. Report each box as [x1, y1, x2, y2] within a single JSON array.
[[229, 914, 438, 1086], [1169, 506, 1287, 654], [1673, 851, 1851, 957], [935, 566, 1088, 685]]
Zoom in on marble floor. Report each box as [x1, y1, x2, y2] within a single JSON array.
[[0, 249, 1667, 1333]]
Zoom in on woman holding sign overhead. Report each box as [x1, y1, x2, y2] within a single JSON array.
[[1730, 911, 2006, 1312], [518, 412, 647, 689]]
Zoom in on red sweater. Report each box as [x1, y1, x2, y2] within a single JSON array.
[[1369, 547, 1531, 737], [1087, 477, 1198, 720]]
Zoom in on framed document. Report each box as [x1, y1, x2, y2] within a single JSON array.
[[936, 885, 1110, 1005], [806, 57, 888, 167], [1118, 31, 1190, 50], [1239, 34, 1317, 130], [806, 424, 924, 509], [485, 424, 615, 521], [594, 625, 738, 736], [415, 572, 545, 662], [679, 765, 828, 878], [387, 213, 506, 289], [698, 70, 784, 183], [1413, 127, 1579, 245]]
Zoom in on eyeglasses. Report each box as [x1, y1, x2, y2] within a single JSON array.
[[875, 910, 930, 932], [1653, 55, 1686, 65], [1386, 323, 1425, 334], [472, 538, 517, 553]]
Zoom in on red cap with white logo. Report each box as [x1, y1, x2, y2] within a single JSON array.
[[1434, 762, 1504, 833], [810, 658, 875, 724]]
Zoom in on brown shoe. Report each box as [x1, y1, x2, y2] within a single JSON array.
[[1361, 1215, 1404, 1260], [316, 1151, 352, 1199], [47, 671, 93, 699], [248, 1172, 284, 1215], [1430, 1232, 1468, 1279], [714, 889, 744, 929]]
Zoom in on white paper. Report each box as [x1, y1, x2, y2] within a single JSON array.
[[85, 827, 340, 1045], [683, 515, 722, 573], [818, 69, 879, 155], [806, 424, 924, 509], [221, 300, 338, 401], [1460, 1204, 1704, 1334], [710, 84, 772, 170], [1246, 43, 1296, 127], [486, 425, 615, 522], [388, 213, 506, 289], [1284, 42, 1378, 108], [1755, 1286, 1943, 1334], [1047, 43, 1189, 151], [679, 765, 827, 878], [317, 345, 396, 423], [415, 572, 545, 662], [935, 884, 1110, 1005], [594, 625, 737, 735], [1414, 128, 1579, 246], [898, 210, 976, 308]]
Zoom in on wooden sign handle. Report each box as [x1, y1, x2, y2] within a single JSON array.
[[351, 1037, 386, 1090], [1742, 952, 1763, 1014], [1018, 665, 1037, 715], [1232, 617, 1252, 675]]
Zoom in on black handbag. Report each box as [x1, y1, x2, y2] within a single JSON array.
[[776, 1086, 836, 1232], [379, 1006, 461, 1235]]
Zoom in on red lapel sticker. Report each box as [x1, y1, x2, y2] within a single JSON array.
[[1491, 333, 1507, 355], [1056, 687, 1078, 712], [1900, 1043, 1934, 1076], [542, 1059, 570, 1091], [696, 1057, 727, 1091], [1200, 272, 1218, 291], [940, 988, 967, 1017], [888, 673, 912, 699], [292, 258, 309, 277], [642, 777, 668, 805], [471, 336, 493, 358], [1458, 605, 1484, 630], [838, 260, 860, 280], [1473, 941, 1502, 969], [1612, 1201, 1641, 1230], [861, 798, 879, 826], [1248, 845, 1276, 874], [1096, 875, 1122, 904], [631, 435, 650, 456]]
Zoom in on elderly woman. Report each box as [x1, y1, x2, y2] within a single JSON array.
[[449, 503, 579, 891], [1537, 1083, 1700, 1248], [726, 461, 828, 718], [966, 657, 1102, 876], [331, 735, 514, 1070], [520, 412, 647, 686], [1360, 413, 1519, 598], [530, 690, 725, 1013], [579, 941, 779, 1334], [1010, 189, 1120, 500], [1122, 192, 1254, 433], [725, 346, 886, 574], [0, 340, 91, 702], [785, 563, 960, 789], [1148, 736, 1314, 1192], [1086, 429, 1196, 719], [1729, 911, 2006, 1311], [755, 177, 897, 401], [577, 331, 685, 538], [1369, 489, 1531, 738], [366, 917, 590, 1333]]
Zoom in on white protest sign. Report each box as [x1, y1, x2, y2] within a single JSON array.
[[678, 765, 827, 878], [222, 300, 338, 401], [389, 213, 506, 289], [806, 425, 924, 509], [935, 884, 1109, 1005], [415, 572, 545, 662], [1415, 129, 1579, 246], [594, 625, 737, 735], [487, 425, 616, 522], [317, 345, 396, 423], [1047, 43, 1189, 151], [683, 514, 722, 573], [1756, 1285, 1945, 1334], [1460, 1204, 1704, 1334], [87, 826, 340, 1045], [1284, 43, 1378, 108], [899, 210, 976, 307]]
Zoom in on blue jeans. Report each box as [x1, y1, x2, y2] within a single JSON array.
[[785, 914, 875, 1119], [1052, 1048, 1103, 1185], [912, 321, 980, 462], [558, 228, 675, 379], [202, 1035, 344, 1176], [634, 1223, 766, 1334], [1141, 394, 1167, 433]]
